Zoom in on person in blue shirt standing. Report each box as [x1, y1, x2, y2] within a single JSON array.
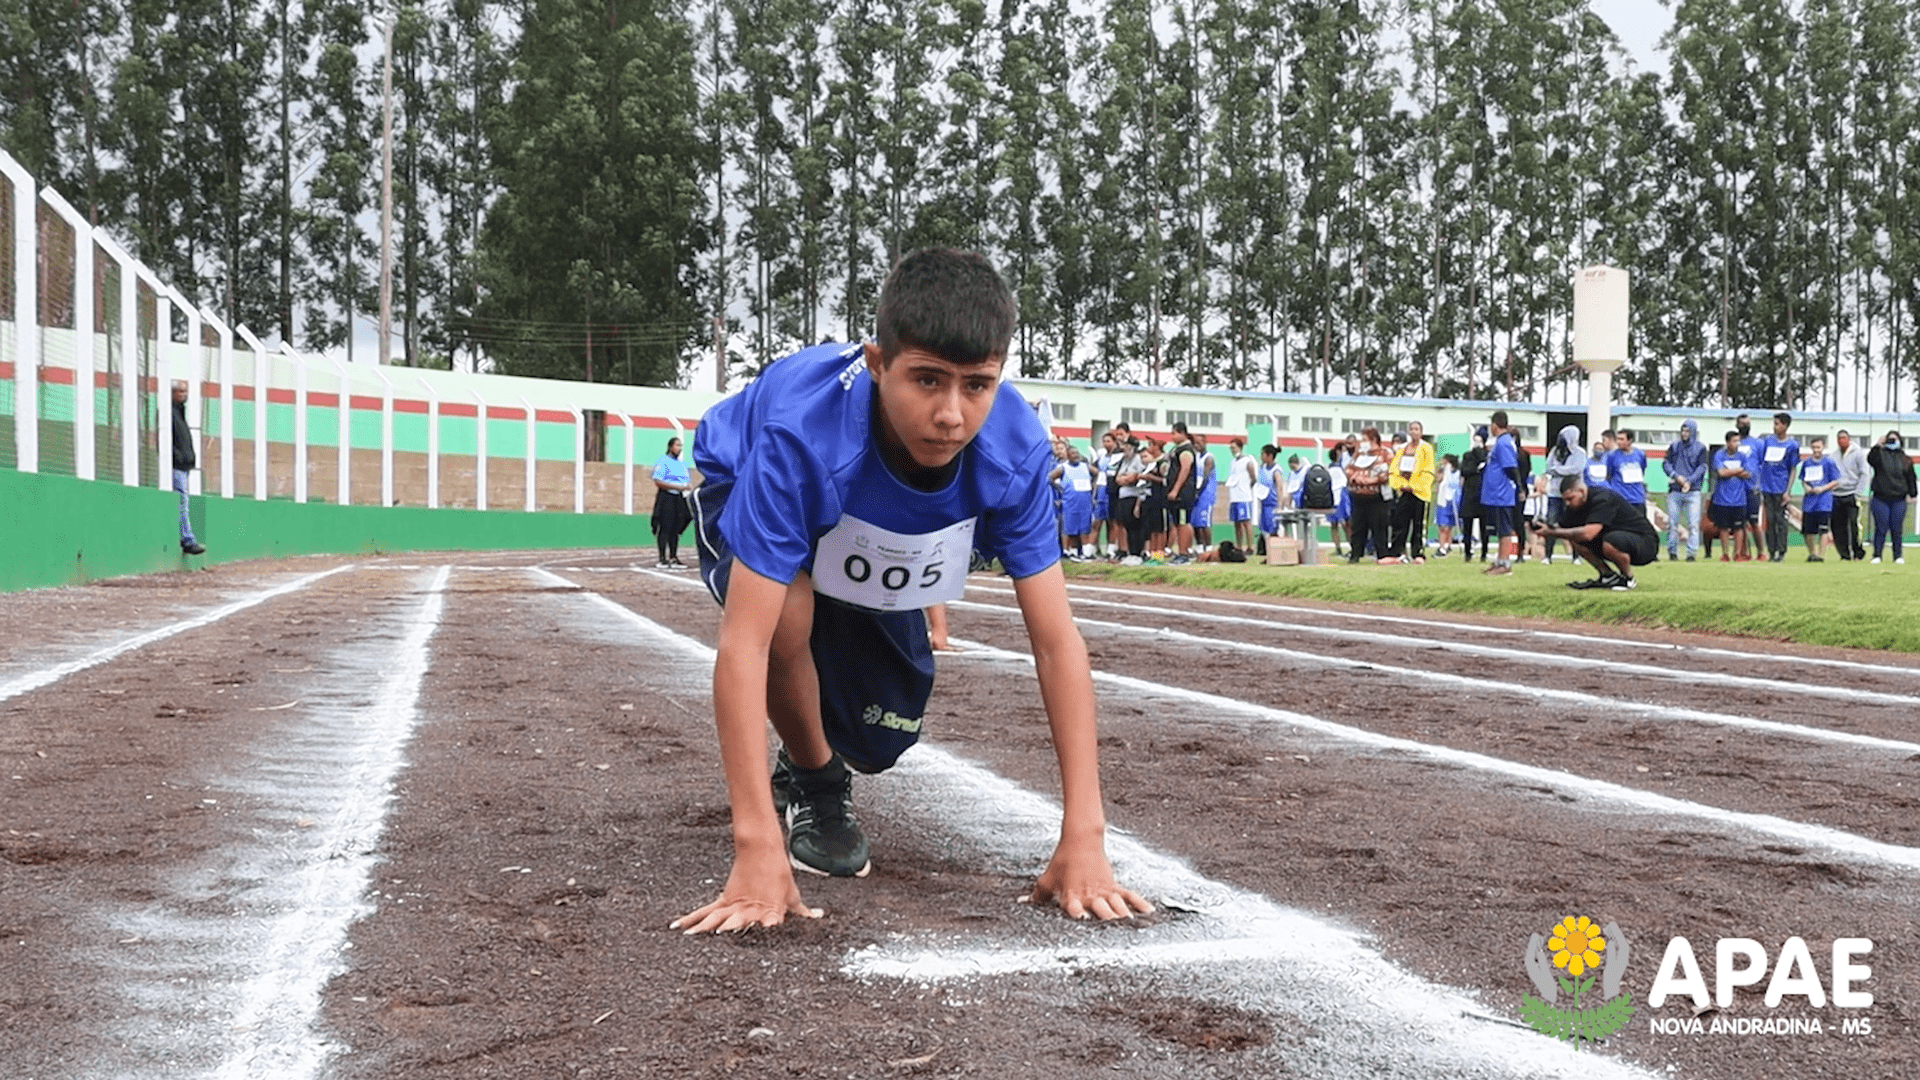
[[1256, 445, 1282, 539], [650, 436, 694, 568], [1662, 419, 1707, 562], [1606, 429, 1649, 510], [673, 249, 1148, 933], [1050, 443, 1096, 560], [1753, 411, 1802, 562], [1710, 430, 1755, 562], [1191, 433, 1219, 554], [1734, 414, 1764, 560], [1481, 411, 1521, 574], [1798, 436, 1841, 561]]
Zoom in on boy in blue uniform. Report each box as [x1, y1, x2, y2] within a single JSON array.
[[1711, 430, 1755, 562], [1606, 429, 1649, 508], [1481, 412, 1521, 574], [1798, 436, 1840, 561], [1753, 411, 1802, 561], [674, 249, 1149, 934]]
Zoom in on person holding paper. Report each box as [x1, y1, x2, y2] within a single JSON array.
[[1606, 429, 1649, 508], [1752, 412, 1802, 562]]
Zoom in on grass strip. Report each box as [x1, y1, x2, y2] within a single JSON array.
[[1062, 555, 1920, 653]]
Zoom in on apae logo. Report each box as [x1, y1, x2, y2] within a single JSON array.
[[1518, 915, 1635, 1048]]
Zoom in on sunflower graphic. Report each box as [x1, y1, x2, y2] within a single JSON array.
[[1549, 915, 1606, 977]]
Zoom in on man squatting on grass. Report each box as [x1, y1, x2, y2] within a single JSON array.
[[673, 249, 1151, 934], [1531, 474, 1661, 591]]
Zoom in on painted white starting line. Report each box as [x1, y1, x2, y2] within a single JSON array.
[[534, 570, 1656, 1080], [0, 566, 353, 705], [968, 581, 1920, 709], [1049, 578, 1920, 679], [941, 632, 1920, 874], [949, 598, 1920, 756], [85, 567, 450, 1080]]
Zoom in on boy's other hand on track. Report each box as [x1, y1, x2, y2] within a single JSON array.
[[1029, 839, 1153, 921]]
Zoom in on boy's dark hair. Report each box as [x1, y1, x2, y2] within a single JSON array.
[[1559, 474, 1585, 495], [875, 248, 1016, 366], [1618, 428, 1634, 441], [1171, 421, 1190, 436], [1725, 430, 1741, 442], [1443, 453, 1459, 467], [1773, 411, 1792, 426], [1490, 410, 1509, 429], [1601, 428, 1614, 439]]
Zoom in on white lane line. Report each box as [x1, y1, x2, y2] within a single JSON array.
[[0, 567, 355, 705], [1050, 578, 1920, 677], [542, 571, 1656, 1080], [971, 581, 1920, 708], [89, 567, 450, 1080], [941, 633, 1920, 875], [950, 599, 1920, 756]]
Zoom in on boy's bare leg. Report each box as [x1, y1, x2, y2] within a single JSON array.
[[767, 573, 834, 770]]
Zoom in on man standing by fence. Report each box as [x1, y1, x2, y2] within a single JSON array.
[[171, 382, 206, 557]]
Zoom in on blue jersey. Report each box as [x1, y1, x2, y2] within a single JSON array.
[[1607, 447, 1649, 504], [692, 342, 1060, 583], [1800, 458, 1838, 513], [1482, 433, 1518, 508], [652, 453, 690, 486], [1753, 435, 1801, 495], [1711, 448, 1751, 507]]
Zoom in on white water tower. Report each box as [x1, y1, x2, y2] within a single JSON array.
[[1573, 266, 1629, 450]]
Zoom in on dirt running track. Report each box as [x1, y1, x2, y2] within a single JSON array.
[[1, 552, 1912, 1079]]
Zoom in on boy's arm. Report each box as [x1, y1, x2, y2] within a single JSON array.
[[672, 563, 822, 935], [1011, 564, 1153, 921]]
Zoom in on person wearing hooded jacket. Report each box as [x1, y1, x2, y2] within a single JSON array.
[[1663, 419, 1708, 561], [1865, 431, 1918, 564], [170, 382, 206, 557], [1458, 427, 1489, 562], [1540, 425, 1587, 564]]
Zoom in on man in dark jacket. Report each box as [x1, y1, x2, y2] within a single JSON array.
[[171, 382, 206, 556], [1534, 475, 1660, 590], [1459, 428, 1489, 562], [1865, 431, 1917, 564]]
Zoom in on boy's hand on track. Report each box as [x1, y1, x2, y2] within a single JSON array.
[[671, 849, 821, 934], [1030, 839, 1153, 921]]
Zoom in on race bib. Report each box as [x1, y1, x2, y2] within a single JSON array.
[[1586, 462, 1608, 481], [1354, 454, 1377, 468], [1620, 463, 1645, 484], [1071, 473, 1094, 492], [1399, 456, 1415, 474], [1764, 445, 1787, 463], [813, 514, 974, 611]]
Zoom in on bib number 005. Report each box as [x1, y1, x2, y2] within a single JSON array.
[[813, 514, 975, 611]]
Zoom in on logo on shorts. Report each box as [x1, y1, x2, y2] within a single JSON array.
[[861, 703, 922, 733], [1520, 915, 1634, 1048]]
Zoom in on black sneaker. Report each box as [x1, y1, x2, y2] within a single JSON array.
[[182, 542, 206, 556], [1604, 573, 1637, 591], [1567, 577, 1608, 590], [1667, 551, 1678, 561], [783, 754, 870, 878], [1685, 555, 1697, 562]]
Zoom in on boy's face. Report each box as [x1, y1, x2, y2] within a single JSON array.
[[1616, 433, 1632, 451], [1774, 417, 1790, 439], [1726, 435, 1740, 452], [1810, 440, 1826, 460], [863, 342, 1002, 470]]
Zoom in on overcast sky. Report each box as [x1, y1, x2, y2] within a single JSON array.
[[1591, 0, 1674, 73]]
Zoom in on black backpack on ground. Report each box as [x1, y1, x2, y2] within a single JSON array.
[[1299, 464, 1336, 510]]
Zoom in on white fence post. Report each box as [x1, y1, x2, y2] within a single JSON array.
[[92, 233, 140, 487], [520, 396, 537, 512], [3, 152, 41, 473], [291, 350, 308, 504], [571, 405, 585, 514], [370, 365, 394, 507], [622, 413, 635, 516], [40, 187, 93, 480], [472, 389, 488, 511], [151, 279, 174, 493], [418, 376, 439, 509], [199, 307, 234, 498], [235, 326, 268, 501], [331, 357, 352, 505]]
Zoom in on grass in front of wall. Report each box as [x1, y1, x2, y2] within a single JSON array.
[[1060, 545, 1920, 653]]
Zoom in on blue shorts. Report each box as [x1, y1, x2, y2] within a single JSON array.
[[692, 483, 933, 774], [1194, 491, 1216, 530], [1092, 485, 1110, 520], [1230, 501, 1252, 523], [1061, 493, 1093, 536], [1327, 490, 1351, 525], [1435, 503, 1457, 527], [1260, 501, 1279, 535], [1484, 505, 1516, 537]]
